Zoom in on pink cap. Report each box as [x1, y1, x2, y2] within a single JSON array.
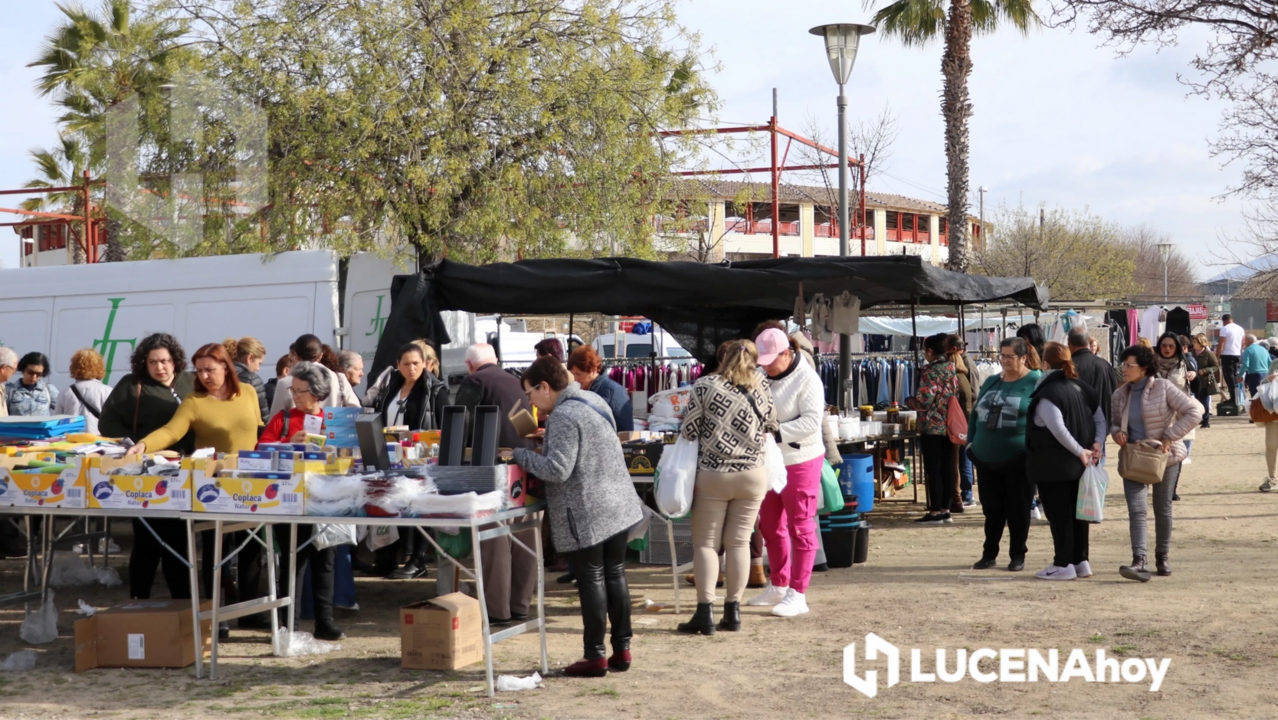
[[755, 328, 790, 366]]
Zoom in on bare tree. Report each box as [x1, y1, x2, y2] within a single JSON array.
[[1120, 224, 1200, 299]]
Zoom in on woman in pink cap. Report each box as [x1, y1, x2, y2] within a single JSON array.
[[747, 327, 827, 617]]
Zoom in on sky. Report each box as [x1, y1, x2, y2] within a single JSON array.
[[0, 1, 1246, 278]]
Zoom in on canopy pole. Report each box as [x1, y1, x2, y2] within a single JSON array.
[[980, 305, 986, 354], [568, 313, 575, 353], [911, 299, 920, 394]]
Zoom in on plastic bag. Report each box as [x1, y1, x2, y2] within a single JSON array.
[[409, 490, 505, 518], [313, 523, 357, 549], [654, 437, 697, 518], [496, 672, 543, 692], [817, 461, 844, 514], [50, 555, 120, 587], [365, 525, 399, 551], [274, 630, 340, 657], [648, 388, 692, 420], [435, 528, 472, 559], [627, 505, 653, 552], [763, 435, 788, 495], [20, 592, 57, 645], [1076, 462, 1108, 523], [0, 650, 37, 672]]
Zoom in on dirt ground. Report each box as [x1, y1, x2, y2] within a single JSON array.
[[2, 413, 1277, 720]]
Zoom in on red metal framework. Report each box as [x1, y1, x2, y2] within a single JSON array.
[[660, 110, 868, 258], [0, 171, 106, 264]]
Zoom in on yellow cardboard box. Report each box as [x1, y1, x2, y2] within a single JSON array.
[[86, 457, 192, 512], [190, 460, 305, 515], [0, 463, 87, 509]]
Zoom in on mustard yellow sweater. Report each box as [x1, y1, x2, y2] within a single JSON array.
[[140, 389, 263, 454]]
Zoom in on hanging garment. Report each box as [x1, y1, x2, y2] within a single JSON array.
[[1141, 306, 1164, 344], [830, 291, 862, 335], [794, 294, 807, 330], [1127, 309, 1140, 346]]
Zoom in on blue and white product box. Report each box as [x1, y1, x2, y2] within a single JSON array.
[[238, 451, 275, 472], [249, 472, 293, 480], [302, 451, 329, 463], [275, 451, 296, 473]]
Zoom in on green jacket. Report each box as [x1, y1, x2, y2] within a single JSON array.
[[98, 372, 197, 453]]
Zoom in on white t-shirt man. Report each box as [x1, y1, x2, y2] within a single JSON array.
[[1219, 321, 1245, 357]]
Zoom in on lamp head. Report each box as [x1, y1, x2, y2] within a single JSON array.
[[1158, 242, 1173, 260], [809, 23, 876, 86]]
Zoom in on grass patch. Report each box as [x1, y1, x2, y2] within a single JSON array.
[[1115, 630, 1160, 638], [350, 699, 452, 718], [577, 687, 619, 698], [1212, 648, 1250, 662], [1088, 634, 1105, 643], [1111, 644, 1138, 656]]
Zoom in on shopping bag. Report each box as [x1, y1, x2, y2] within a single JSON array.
[[313, 523, 358, 549], [654, 436, 697, 518], [435, 528, 472, 559], [365, 525, 399, 551], [817, 461, 845, 514], [763, 434, 788, 495], [945, 395, 968, 445], [627, 506, 653, 552], [1076, 462, 1108, 523]]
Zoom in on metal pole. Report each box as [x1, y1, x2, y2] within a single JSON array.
[[911, 299, 920, 394], [978, 187, 985, 252], [1163, 259, 1169, 302], [771, 88, 780, 259], [837, 84, 851, 408]]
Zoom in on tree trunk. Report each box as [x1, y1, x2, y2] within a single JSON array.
[[104, 217, 126, 262], [942, 0, 974, 274]]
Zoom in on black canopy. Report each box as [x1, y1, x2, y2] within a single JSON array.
[[372, 255, 1048, 373]]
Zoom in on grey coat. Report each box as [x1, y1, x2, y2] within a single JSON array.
[[512, 383, 644, 553]]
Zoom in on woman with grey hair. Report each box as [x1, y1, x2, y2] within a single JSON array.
[[0, 347, 18, 416], [259, 360, 343, 640]]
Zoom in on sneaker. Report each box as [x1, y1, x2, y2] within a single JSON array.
[[1182, 457, 1192, 466], [70, 544, 85, 554], [1030, 506, 1045, 521], [963, 498, 976, 507], [746, 584, 789, 607], [1073, 560, 1093, 578], [98, 538, 121, 554], [914, 514, 946, 524], [1035, 564, 1077, 580], [770, 589, 809, 617], [1262, 478, 1275, 493], [939, 512, 953, 524]]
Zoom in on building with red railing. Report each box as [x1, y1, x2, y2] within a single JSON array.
[[653, 178, 984, 264]]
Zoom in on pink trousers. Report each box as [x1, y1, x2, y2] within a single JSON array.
[[758, 455, 823, 593]]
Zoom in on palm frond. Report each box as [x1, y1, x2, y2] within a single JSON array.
[[971, 0, 1040, 35], [869, 0, 947, 47]]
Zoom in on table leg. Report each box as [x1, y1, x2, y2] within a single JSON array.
[[187, 518, 204, 679], [533, 519, 548, 675], [472, 529, 495, 698], [210, 520, 224, 681], [23, 516, 34, 615], [667, 517, 679, 615], [40, 517, 53, 606], [266, 523, 281, 655], [287, 524, 298, 638]]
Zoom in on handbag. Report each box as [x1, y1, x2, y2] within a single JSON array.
[[1116, 385, 1168, 484], [817, 461, 845, 514], [945, 395, 968, 445]]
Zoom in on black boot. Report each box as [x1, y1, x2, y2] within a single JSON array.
[[717, 601, 741, 632], [1120, 555, 1152, 582], [314, 619, 346, 641], [676, 602, 716, 635], [1155, 554, 1172, 576]]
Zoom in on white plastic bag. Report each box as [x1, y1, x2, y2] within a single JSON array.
[[1076, 462, 1108, 523], [496, 672, 543, 692], [0, 649, 37, 672], [274, 630, 340, 657], [1259, 380, 1278, 414], [763, 435, 788, 495], [19, 592, 57, 645], [654, 437, 697, 518], [648, 388, 693, 420], [365, 525, 399, 551], [49, 555, 120, 587], [627, 505, 654, 542], [313, 523, 357, 549]]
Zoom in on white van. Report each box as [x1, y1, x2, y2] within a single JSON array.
[[592, 328, 690, 362], [0, 250, 404, 394]]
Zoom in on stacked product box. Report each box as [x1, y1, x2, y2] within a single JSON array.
[[86, 457, 193, 512], [0, 460, 87, 509], [190, 457, 306, 515], [323, 408, 363, 448]]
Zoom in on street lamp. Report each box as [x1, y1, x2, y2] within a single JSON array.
[[978, 186, 988, 250], [1158, 242, 1173, 302], [811, 22, 874, 409]]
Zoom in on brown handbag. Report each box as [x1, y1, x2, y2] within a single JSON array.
[[1117, 385, 1168, 485]]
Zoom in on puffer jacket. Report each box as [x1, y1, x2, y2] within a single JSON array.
[[767, 353, 827, 466], [512, 383, 644, 553], [1111, 377, 1202, 464], [5, 378, 59, 417], [235, 361, 269, 423], [794, 340, 843, 464]]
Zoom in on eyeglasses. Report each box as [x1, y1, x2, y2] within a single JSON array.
[[21, 368, 42, 378], [289, 386, 313, 396], [998, 354, 1019, 361]]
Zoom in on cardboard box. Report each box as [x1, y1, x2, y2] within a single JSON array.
[[237, 451, 275, 472], [508, 406, 537, 439], [87, 457, 192, 512], [0, 464, 87, 509], [621, 442, 664, 476], [191, 461, 305, 515], [75, 600, 212, 672], [400, 593, 483, 670]]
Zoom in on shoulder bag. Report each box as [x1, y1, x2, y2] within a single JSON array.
[[1117, 384, 1168, 484], [70, 383, 102, 419]]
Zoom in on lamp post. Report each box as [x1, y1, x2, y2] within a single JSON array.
[[978, 186, 988, 251], [1158, 242, 1173, 302], [811, 22, 874, 409]]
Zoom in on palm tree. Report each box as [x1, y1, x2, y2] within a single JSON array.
[[867, 0, 1037, 273], [26, 0, 187, 261], [20, 137, 92, 264]]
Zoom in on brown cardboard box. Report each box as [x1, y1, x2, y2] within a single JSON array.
[[74, 600, 211, 672], [400, 593, 483, 670], [622, 441, 664, 476], [508, 406, 538, 439]]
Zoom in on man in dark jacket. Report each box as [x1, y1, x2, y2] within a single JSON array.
[[451, 343, 538, 624], [1068, 329, 1120, 434]]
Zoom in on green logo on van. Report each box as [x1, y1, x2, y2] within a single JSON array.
[[93, 298, 137, 384], [366, 295, 388, 340]]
